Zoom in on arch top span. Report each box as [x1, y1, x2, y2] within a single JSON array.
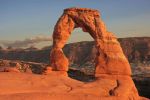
[[50, 7, 131, 76], [64, 7, 100, 15]]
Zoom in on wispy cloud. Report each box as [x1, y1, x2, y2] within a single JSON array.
[[1, 35, 52, 48]]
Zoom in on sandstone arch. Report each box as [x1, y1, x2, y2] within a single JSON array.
[[50, 8, 131, 76]]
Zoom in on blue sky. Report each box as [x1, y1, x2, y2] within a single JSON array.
[[0, 0, 150, 48]]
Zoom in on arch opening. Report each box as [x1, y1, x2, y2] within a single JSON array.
[[64, 27, 94, 65], [67, 28, 94, 43], [61, 27, 96, 81]]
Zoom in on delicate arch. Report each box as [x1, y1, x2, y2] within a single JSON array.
[[50, 8, 131, 76]]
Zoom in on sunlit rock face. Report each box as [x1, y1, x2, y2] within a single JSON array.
[[50, 7, 131, 76], [47, 7, 144, 100]]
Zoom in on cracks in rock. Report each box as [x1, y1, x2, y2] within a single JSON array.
[[109, 80, 119, 96], [63, 83, 73, 93]]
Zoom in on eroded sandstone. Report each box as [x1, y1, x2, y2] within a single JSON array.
[[50, 7, 131, 76], [48, 7, 143, 100]]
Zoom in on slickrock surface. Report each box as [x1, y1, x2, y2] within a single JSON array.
[[0, 72, 146, 100]]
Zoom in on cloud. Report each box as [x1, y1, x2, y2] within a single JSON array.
[[1, 35, 52, 48]]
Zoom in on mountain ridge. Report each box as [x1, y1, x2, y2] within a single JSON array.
[[0, 37, 149, 65]]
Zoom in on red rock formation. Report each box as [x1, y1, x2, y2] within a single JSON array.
[[48, 7, 142, 100], [50, 8, 131, 76]]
